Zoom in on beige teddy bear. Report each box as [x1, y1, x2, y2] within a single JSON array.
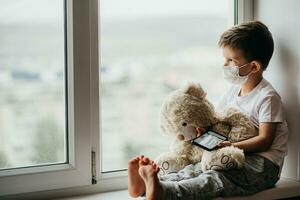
[[155, 83, 257, 176]]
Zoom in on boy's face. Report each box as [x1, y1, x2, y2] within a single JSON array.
[[222, 46, 253, 76]]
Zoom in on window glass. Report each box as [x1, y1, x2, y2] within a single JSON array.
[[0, 0, 66, 170], [100, 0, 230, 172]]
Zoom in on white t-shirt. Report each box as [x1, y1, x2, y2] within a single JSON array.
[[217, 78, 289, 170]]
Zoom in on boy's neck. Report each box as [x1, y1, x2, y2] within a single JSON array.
[[239, 74, 263, 96]]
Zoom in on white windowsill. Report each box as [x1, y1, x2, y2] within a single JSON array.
[[54, 178, 300, 200]]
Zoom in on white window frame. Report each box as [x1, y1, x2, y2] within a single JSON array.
[[234, 0, 254, 24], [0, 0, 95, 196], [0, 0, 250, 198]]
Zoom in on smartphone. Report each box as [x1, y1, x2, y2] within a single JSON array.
[[191, 130, 228, 151]]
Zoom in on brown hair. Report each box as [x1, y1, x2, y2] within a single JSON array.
[[219, 21, 274, 70]]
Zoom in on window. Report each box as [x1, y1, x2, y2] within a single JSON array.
[[0, 0, 93, 196], [100, 0, 232, 173], [0, 0, 245, 197], [0, 0, 66, 171]]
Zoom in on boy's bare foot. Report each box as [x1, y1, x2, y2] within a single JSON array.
[[139, 161, 162, 200], [128, 155, 148, 197]]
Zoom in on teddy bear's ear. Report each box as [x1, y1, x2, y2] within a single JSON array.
[[182, 82, 206, 99]]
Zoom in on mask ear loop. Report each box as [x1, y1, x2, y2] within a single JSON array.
[[247, 61, 262, 77], [238, 62, 253, 77], [238, 62, 250, 69]]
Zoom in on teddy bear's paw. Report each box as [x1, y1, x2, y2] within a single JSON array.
[[201, 151, 241, 171], [221, 155, 230, 164], [158, 161, 170, 176], [203, 155, 236, 170], [220, 155, 237, 169], [155, 152, 188, 176]]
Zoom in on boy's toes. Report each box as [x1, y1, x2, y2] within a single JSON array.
[[128, 156, 140, 166], [152, 163, 160, 172], [142, 157, 150, 164]]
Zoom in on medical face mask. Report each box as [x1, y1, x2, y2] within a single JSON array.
[[223, 63, 252, 85]]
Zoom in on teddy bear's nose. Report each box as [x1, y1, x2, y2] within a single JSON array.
[[177, 134, 185, 141], [182, 122, 187, 127]]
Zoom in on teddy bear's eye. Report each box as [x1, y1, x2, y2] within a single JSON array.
[[182, 122, 187, 127]]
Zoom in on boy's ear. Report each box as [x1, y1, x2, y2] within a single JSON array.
[[251, 60, 263, 72]]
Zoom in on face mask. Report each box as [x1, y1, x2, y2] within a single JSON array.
[[223, 63, 252, 85]]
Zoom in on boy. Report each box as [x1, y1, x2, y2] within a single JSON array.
[[128, 21, 289, 200]]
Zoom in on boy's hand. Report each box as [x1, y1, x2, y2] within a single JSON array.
[[217, 141, 232, 148], [196, 127, 206, 137]]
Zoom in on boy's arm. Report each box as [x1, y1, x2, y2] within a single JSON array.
[[219, 122, 277, 152]]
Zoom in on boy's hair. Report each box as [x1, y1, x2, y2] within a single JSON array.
[[219, 21, 274, 70]]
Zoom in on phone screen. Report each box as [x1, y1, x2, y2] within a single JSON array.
[[192, 130, 227, 150]]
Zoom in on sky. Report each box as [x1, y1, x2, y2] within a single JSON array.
[[100, 0, 228, 21], [0, 0, 63, 24], [0, 0, 228, 24]]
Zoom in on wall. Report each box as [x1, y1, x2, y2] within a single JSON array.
[[254, 0, 300, 180]]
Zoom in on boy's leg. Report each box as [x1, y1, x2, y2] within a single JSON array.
[[138, 160, 207, 199], [158, 169, 234, 200], [146, 161, 229, 199], [156, 154, 280, 199], [128, 155, 153, 197], [159, 162, 203, 182], [128, 155, 182, 199], [137, 160, 226, 200], [139, 160, 163, 200], [220, 154, 280, 196]]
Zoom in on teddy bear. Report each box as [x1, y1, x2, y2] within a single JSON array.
[[155, 82, 257, 176]]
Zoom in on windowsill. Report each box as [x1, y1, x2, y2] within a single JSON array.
[[216, 178, 300, 200], [54, 178, 300, 200]]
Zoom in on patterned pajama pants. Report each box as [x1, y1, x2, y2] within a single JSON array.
[[147, 154, 280, 200]]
